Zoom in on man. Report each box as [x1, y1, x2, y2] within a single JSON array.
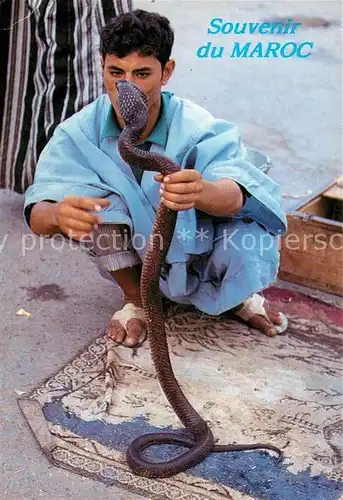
[[24, 9, 288, 348]]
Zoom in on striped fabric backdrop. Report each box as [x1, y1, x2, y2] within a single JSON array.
[[0, 0, 132, 194]]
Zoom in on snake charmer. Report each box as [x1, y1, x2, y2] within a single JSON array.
[[24, 9, 288, 350]]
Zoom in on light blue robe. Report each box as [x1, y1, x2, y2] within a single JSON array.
[[24, 92, 287, 314]]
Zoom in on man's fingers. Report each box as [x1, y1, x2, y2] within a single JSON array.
[[162, 181, 203, 194], [163, 170, 201, 183], [58, 205, 101, 225], [63, 196, 111, 211], [154, 174, 164, 182], [161, 192, 198, 205]]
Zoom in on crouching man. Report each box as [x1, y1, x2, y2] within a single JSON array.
[[24, 9, 288, 348]]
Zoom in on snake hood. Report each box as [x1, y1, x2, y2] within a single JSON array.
[[116, 80, 148, 133]]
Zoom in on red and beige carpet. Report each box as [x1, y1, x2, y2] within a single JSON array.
[[19, 286, 342, 500]]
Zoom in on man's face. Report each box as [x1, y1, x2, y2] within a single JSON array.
[[102, 52, 174, 119]]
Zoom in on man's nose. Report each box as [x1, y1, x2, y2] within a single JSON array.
[[121, 73, 134, 83]]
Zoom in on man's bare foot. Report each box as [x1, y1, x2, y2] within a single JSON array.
[[232, 294, 288, 337], [106, 298, 147, 347]]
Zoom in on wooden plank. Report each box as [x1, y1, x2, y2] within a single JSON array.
[[279, 213, 343, 296], [300, 195, 331, 218], [322, 176, 343, 201], [322, 184, 343, 201]]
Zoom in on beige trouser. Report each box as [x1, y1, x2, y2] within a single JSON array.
[[83, 224, 141, 276]]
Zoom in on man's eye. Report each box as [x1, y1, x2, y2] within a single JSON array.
[[136, 72, 149, 78], [110, 71, 122, 77]]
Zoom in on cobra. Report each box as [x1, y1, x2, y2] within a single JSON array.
[[115, 80, 283, 479]]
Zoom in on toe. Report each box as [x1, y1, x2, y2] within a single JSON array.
[[107, 319, 126, 344], [264, 303, 283, 326], [233, 296, 286, 336], [248, 314, 277, 337], [124, 319, 146, 347]]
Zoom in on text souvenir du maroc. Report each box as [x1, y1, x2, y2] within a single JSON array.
[[197, 18, 314, 58]]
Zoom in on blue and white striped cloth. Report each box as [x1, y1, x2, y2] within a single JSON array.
[[0, 0, 132, 193]]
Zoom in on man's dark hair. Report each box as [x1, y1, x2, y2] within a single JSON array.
[[100, 10, 174, 67]]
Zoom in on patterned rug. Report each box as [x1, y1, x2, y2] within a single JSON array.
[[18, 286, 343, 500]]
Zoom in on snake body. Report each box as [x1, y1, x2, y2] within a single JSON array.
[[116, 80, 282, 478]]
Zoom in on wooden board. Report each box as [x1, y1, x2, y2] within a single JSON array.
[[300, 194, 331, 218], [322, 184, 343, 201], [279, 212, 343, 296], [322, 175, 343, 201]]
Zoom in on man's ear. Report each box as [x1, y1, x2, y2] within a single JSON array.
[[161, 59, 175, 86], [101, 55, 105, 70]]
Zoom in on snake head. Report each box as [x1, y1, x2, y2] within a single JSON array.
[[116, 80, 148, 131]]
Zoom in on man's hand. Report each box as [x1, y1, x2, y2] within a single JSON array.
[[154, 170, 203, 211], [53, 196, 111, 240]]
